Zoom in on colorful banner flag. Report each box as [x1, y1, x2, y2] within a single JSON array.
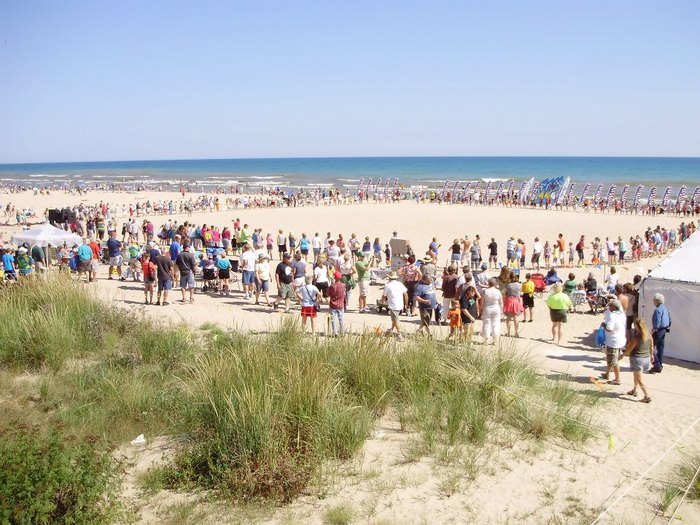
[[578, 182, 591, 205], [366, 178, 373, 192], [383, 178, 390, 195], [661, 186, 672, 206], [357, 178, 364, 195], [647, 186, 657, 206], [606, 185, 617, 206], [451, 180, 460, 202], [592, 183, 605, 204], [675, 185, 687, 205], [374, 178, 382, 192], [619, 184, 630, 207], [518, 180, 529, 202], [392, 178, 399, 192], [632, 185, 644, 207], [441, 180, 450, 200], [556, 177, 571, 205], [507, 180, 514, 195], [691, 186, 700, 205], [496, 181, 505, 196], [567, 182, 577, 205]]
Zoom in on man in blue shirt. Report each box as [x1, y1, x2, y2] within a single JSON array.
[[169, 234, 182, 283], [650, 293, 671, 373], [414, 274, 437, 335], [106, 230, 125, 281]]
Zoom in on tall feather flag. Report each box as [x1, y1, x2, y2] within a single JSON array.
[[530, 181, 541, 200], [365, 178, 373, 193], [485, 181, 492, 199], [496, 181, 505, 197], [375, 178, 383, 191], [383, 178, 390, 196], [566, 181, 577, 205], [474, 181, 482, 195], [675, 185, 687, 205], [518, 179, 529, 203], [357, 178, 364, 196], [451, 180, 460, 202], [691, 186, 700, 206], [441, 180, 450, 200], [606, 185, 617, 206], [619, 185, 630, 207], [537, 178, 551, 202], [647, 186, 657, 206], [578, 182, 591, 205], [556, 177, 571, 205], [392, 178, 399, 192], [661, 186, 672, 207], [507, 180, 514, 195], [592, 183, 605, 204], [632, 185, 644, 207]]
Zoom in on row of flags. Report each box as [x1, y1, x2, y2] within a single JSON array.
[[355, 178, 699, 207]]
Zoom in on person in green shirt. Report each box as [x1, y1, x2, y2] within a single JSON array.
[[563, 273, 577, 295], [546, 283, 573, 345], [355, 252, 371, 312]]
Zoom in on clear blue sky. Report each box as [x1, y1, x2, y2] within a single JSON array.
[[1, 0, 698, 163]]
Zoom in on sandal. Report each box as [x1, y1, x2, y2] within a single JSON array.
[[641, 397, 652, 403], [607, 380, 621, 386], [627, 389, 638, 397]]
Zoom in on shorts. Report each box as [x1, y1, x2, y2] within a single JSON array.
[[256, 279, 270, 292], [419, 308, 432, 327], [109, 255, 123, 266], [531, 253, 541, 263], [218, 268, 230, 279], [626, 315, 634, 330], [242, 270, 255, 284], [489, 254, 498, 262], [79, 259, 92, 272], [278, 245, 286, 253], [522, 294, 535, 308], [91, 259, 100, 273], [549, 309, 568, 323], [606, 346, 623, 367], [358, 279, 369, 296], [301, 249, 309, 255], [389, 309, 401, 323], [294, 276, 305, 288], [629, 356, 651, 372], [158, 279, 173, 292], [179, 273, 196, 289], [4, 270, 17, 280], [278, 282, 294, 299], [301, 305, 317, 318], [461, 312, 475, 324]]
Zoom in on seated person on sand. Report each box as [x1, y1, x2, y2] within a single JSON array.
[[544, 268, 562, 286]]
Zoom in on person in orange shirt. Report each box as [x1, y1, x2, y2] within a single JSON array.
[[88, 237, 101, 282], [446, 299, 463, 343], [141, 253, 156, 304]]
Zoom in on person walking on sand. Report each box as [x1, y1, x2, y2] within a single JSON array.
[[650, 293, 671, 374], [355, 251, 370, 312], [481, 278, 503, 345], [176, 243, 197, 303], [154, 249, 174, 306], [599, 299, 627, 385], [273, 252, 295, 313], [446, 299, 463, 343], [415, 274, 438, 335], [328, 271, 346, 337], [521, 273, 535, 322], [623, 318, 654, 403], [297, 275, 321, 334], [546, 283, 572, 345], [382, 270, 408, 341]]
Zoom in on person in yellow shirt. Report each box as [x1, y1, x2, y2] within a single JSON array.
[[546, 283, 573, 345], [521, 273, 535, 323]]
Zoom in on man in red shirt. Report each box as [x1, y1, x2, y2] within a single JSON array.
[[328, 271, 346, 337], [88, 237, 101, 282]]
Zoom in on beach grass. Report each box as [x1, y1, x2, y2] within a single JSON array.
[[0, 276, 601, 510]]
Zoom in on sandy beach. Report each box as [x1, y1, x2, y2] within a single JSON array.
[[2, 189, 699, 524]]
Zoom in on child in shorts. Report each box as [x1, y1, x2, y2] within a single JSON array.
[[446, 299, 462, 343]]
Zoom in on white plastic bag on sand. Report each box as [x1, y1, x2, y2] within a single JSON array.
[[130, 434, 146, 445]]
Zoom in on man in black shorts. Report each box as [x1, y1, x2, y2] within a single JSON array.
[[487, 237, 498, 269]]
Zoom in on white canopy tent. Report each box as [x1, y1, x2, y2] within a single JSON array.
[[10, 223, 82, 248], [638, 231, 700, 364]]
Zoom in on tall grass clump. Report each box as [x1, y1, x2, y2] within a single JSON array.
[[0, 423, 121, 525], [168, 326, 372, 502], [660, 454, 700, 513]]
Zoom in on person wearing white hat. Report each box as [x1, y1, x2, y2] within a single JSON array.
[[599, 298, 627, 385]]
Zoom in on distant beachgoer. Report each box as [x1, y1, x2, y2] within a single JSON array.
[[546, 282, 572, 345], [481, 278, 503, 345], [600, 298, 627, 385], [623, 318, 654, 403], [650, 293, 671, 374], [254, 253, 272, 306], [521, 273, 535, 322], [328, 271, 346, 337], [503, 273, 523, 337], [175, 243, 197, 303]]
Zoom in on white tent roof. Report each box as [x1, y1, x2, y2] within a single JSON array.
[[646, 231, 700, 284], [10, 223, 82, 248]]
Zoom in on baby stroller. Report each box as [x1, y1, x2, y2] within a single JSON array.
[[201, 266, 220, 293], [530, 273, 547, 297]]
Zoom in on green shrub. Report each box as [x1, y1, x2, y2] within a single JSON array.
[[0, 424, 121, 525]]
